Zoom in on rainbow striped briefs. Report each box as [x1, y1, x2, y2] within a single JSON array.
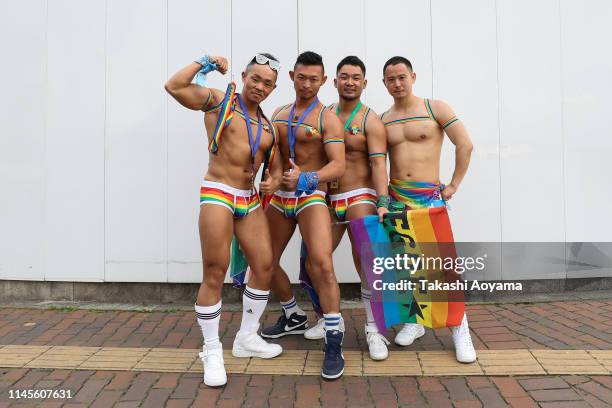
[[200, 180, 260, 219], [269, 190, 327, 218], [328, 188, 377, 222], [389, 179, 445, 210]]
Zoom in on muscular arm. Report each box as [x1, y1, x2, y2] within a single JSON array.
[[164, 56, 228, 111], [432, 100, 474, 190], [365, 111, 389, 198], [318, 110, 345, 183]]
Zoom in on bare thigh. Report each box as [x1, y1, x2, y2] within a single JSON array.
[[234, 206, 274, 290], [305, 210, 345, 277], [265, 206, 297, 301], [266, 206, 297, 265], [197, 204, 234, 305], [298, 204, 340, 312], [330, 210, 347, 252]]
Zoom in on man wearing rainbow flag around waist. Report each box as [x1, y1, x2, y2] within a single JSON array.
[[165, 53, 284, 387], [380, 56, 476, 363]]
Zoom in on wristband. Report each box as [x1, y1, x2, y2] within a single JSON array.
[[388, 200, 407, 212], [194, 55, 217, 86], [195, 55, 211, 67], [295, 172, 319, 196], [376, 195, 390, 209]]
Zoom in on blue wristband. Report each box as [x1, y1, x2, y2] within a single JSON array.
[[295, 172, 319, 196], [194, 55, 217, 86]]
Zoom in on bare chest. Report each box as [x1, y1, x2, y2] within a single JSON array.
[[277, 112, 323, 156], [386, 120, 442, 146], [205, 112, 273, 157]]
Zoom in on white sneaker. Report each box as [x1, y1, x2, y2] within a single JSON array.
[[232, 329, 283, 359], [451, 314, 476, 363], [304, 318, 325, 340], [303, 317, 345, 340], [365, 324, 390, 360], [394, 323, 425, 346], [199, 344, 227, 387]]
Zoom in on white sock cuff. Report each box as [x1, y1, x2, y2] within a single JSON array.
[[195, 301, 221, 320], [281, 297, 297, 308], [244, 286, 270, 301], [324, 313, 342, 323]]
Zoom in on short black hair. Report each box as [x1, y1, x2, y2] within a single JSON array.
[[246, 53, 279, 71], [294, 51, 324, 71], [336, 55, 366, 76], [383, 56, 413, 76]]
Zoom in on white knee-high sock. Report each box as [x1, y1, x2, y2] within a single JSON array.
[[195, 300, 221, 348], [361, 287, 377, 330], [239, 286, 270, 335]]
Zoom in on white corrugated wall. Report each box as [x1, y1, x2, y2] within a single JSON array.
[[1, 0, 611, 283]]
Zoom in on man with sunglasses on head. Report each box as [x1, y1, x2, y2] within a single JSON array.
[[298, 56, 392, 361], [259, 51, 346, 379], [381, 56, 476, 363], [165, 52, 284, 387]]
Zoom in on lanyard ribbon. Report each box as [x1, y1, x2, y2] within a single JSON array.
[[336, 101, 362, 131], [236, 94, 263, 163], [287, 98, 319, 160]]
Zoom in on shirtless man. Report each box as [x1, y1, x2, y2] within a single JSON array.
[[293, 56, 391, 361], [380, 56, 476, 363], [165, 53, 284, 387], [258, 51, 346, 379]]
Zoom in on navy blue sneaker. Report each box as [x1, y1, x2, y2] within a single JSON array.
[[321, 330, 344, 379], [260, 311, 308, 338]]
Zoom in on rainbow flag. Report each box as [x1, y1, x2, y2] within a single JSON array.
[[349, 207, 464, 334]]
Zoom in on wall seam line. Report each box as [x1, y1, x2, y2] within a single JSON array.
[[493, 0, 504, 279], [558, 0, 568, 279]]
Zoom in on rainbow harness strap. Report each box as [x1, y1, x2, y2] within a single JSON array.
[[208, 83, 237, 154], [382, 98, 436, 127], [381, 98, 460, 130]]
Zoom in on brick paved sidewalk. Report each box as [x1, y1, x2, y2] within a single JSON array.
[[0, 299, 611, 407], [2, 370, 612, 407], [0, 300, 610, 351]]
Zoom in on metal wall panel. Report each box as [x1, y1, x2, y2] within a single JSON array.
[[432, 0, 502, 280], [167, 0, 231, 283], [44, 0, 106, 281], [0, 0, 47, 280], [105, 0, 168, 282]]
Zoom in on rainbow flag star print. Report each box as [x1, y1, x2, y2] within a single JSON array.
[[349, 207, 464, 334]]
